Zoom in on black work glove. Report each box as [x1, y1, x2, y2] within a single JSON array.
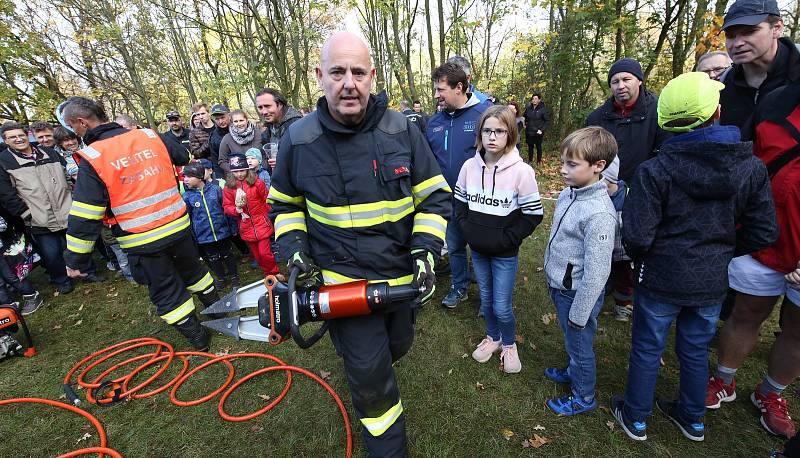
[[412, 249, 435, 304], [288, 251, 317, 281]]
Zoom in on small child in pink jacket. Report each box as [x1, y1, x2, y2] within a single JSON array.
[[454, 105, 544, 373]]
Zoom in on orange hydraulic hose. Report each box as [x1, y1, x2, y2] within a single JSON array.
[[0, 397, 117, 458], [54, 338, 354, 457]]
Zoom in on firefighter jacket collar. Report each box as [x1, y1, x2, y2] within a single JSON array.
[[315, 91, 389, 134], [84, 122, 126, 145]]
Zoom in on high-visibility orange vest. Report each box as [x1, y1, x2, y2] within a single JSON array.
[[77, 128, 186, 233]]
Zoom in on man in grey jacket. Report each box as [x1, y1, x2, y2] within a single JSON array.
[[256, 88, 302, 170]]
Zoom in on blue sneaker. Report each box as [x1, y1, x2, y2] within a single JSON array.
[[656, 398, 704, 442], [546, 393, 597, 416], [441, 287, 468, 309], [544, 367, 571, 384], [610, 395, 647, 441]]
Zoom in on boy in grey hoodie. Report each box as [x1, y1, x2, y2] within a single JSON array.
[[543, 126, 618, 416]]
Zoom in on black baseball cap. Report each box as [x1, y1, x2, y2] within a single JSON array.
[[211, 104, 229, 115], [723, 0, 780, 30], [165, 111, 181, 120]]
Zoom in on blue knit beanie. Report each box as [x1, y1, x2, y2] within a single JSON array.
[[608, 58, 644, 85], [244, 147, 263, 164]]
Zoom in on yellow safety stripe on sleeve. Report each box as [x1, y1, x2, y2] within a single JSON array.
[[321, 269, 414, 286], [274, 212, 308, 239], [117, 214, 191, 249], [66, 234, 96, 254], [412, 213, 447, 241], [360, 400, 403, 437], [411, 174, 451, 205], [186, 272, 214, 293], [306, 197, 414, 229], [69, 201, 106, 221], [160, 297, 195, 324], [267, 186, 306, 207]]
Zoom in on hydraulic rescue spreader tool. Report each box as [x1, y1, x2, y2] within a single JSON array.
[[0, 302, 36, 360], [201, 266, 420, 348]]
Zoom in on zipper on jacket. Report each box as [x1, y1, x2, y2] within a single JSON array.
[[543, 190, 578, 276], [200, 188, 218, 241], [446, 118, 453, 173]]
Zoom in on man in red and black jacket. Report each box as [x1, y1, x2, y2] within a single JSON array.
[[709, 81, 800, 439]]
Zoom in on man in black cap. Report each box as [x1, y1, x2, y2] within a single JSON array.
[[719, 0, 800, 131], [160, 111, 190, 155], [208, 104, 230, 178], [586, 57, 670, 322]]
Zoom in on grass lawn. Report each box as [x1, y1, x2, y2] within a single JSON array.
[[0, 156, 791, 457]]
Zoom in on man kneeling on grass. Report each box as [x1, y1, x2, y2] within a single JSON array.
[[610, 72, 778, 442]]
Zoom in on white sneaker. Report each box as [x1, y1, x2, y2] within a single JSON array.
[[500, 344, 522, 373], [472, 336, 502, 363]]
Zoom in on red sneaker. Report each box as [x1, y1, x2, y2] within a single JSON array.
[[752, 385, 797, 438], [706, 376, 737, 409]]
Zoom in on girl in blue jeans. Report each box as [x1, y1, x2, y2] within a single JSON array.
[[453, 105, 543, 373]]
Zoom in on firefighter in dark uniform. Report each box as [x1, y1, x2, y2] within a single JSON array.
[[61, 97, 219, 351], [268, 32, 451, 457]]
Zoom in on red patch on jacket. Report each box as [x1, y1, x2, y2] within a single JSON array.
[[394, 166, 409, 175]]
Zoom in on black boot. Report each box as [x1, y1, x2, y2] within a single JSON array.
[[173, 314, 210, 351]]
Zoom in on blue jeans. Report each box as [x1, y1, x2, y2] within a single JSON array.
[[29, 230, 70, 286], [472, 252, 518, 345], [550, 287, 604, 401], [623, 291, 720, 423], [109, 243, 134, 282], [446, 204, 469, 291]]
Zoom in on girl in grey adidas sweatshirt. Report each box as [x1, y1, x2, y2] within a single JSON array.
[[542, 126, 617, 417]]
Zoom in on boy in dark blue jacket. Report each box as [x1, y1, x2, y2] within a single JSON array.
[[610, 72, 778, 442], [182, 163, 239, 288]]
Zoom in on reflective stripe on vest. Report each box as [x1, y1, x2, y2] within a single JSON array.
[[78, 128, 186, 236]]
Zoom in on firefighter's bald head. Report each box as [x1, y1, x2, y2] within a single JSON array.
[[316, 32, 375, 126]]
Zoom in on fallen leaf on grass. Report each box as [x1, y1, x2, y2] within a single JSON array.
[[447, 369, 453, 375], [78, 303, 84, 311], [215, 347, 231, 356], [532, 424, 545, 431], [500, 428, 514, 440], [660, 357, 666, 367], [541, 313, 556, 325], [257, 394, 271, 402], [76, 433, 91, 444], [461, 353, 468, 359], [529, 342, 537, 351], [535, 267, 543, 272], [53, 325, 62, 330], [515, 334, 525, 344], [528, 434, 551, 448], [250, 425, 264, 432], [522, 276, 528, 283], [599, 405, 611, 414], [319, 370, 331, 381], [606, 421, 615, 431], [73, 320, 83, 326], [53, 291, 59, 298], [475, 382, 485, 390]]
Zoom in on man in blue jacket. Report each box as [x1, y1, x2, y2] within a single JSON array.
[[426, 62, 490, 308]]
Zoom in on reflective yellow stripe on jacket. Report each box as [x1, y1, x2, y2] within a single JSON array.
[[117, 214, 191, 249], [412, 213, 447, 241], [321, 269, 414, 286], [66, 234, 96, 254], [306, 197, 414, 229], [361, 400, 403, 436], [69, 201, 106, 221], [411, 174, 450, 206], [274, 211, 307, 239], [268, 186, 305, 206]]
